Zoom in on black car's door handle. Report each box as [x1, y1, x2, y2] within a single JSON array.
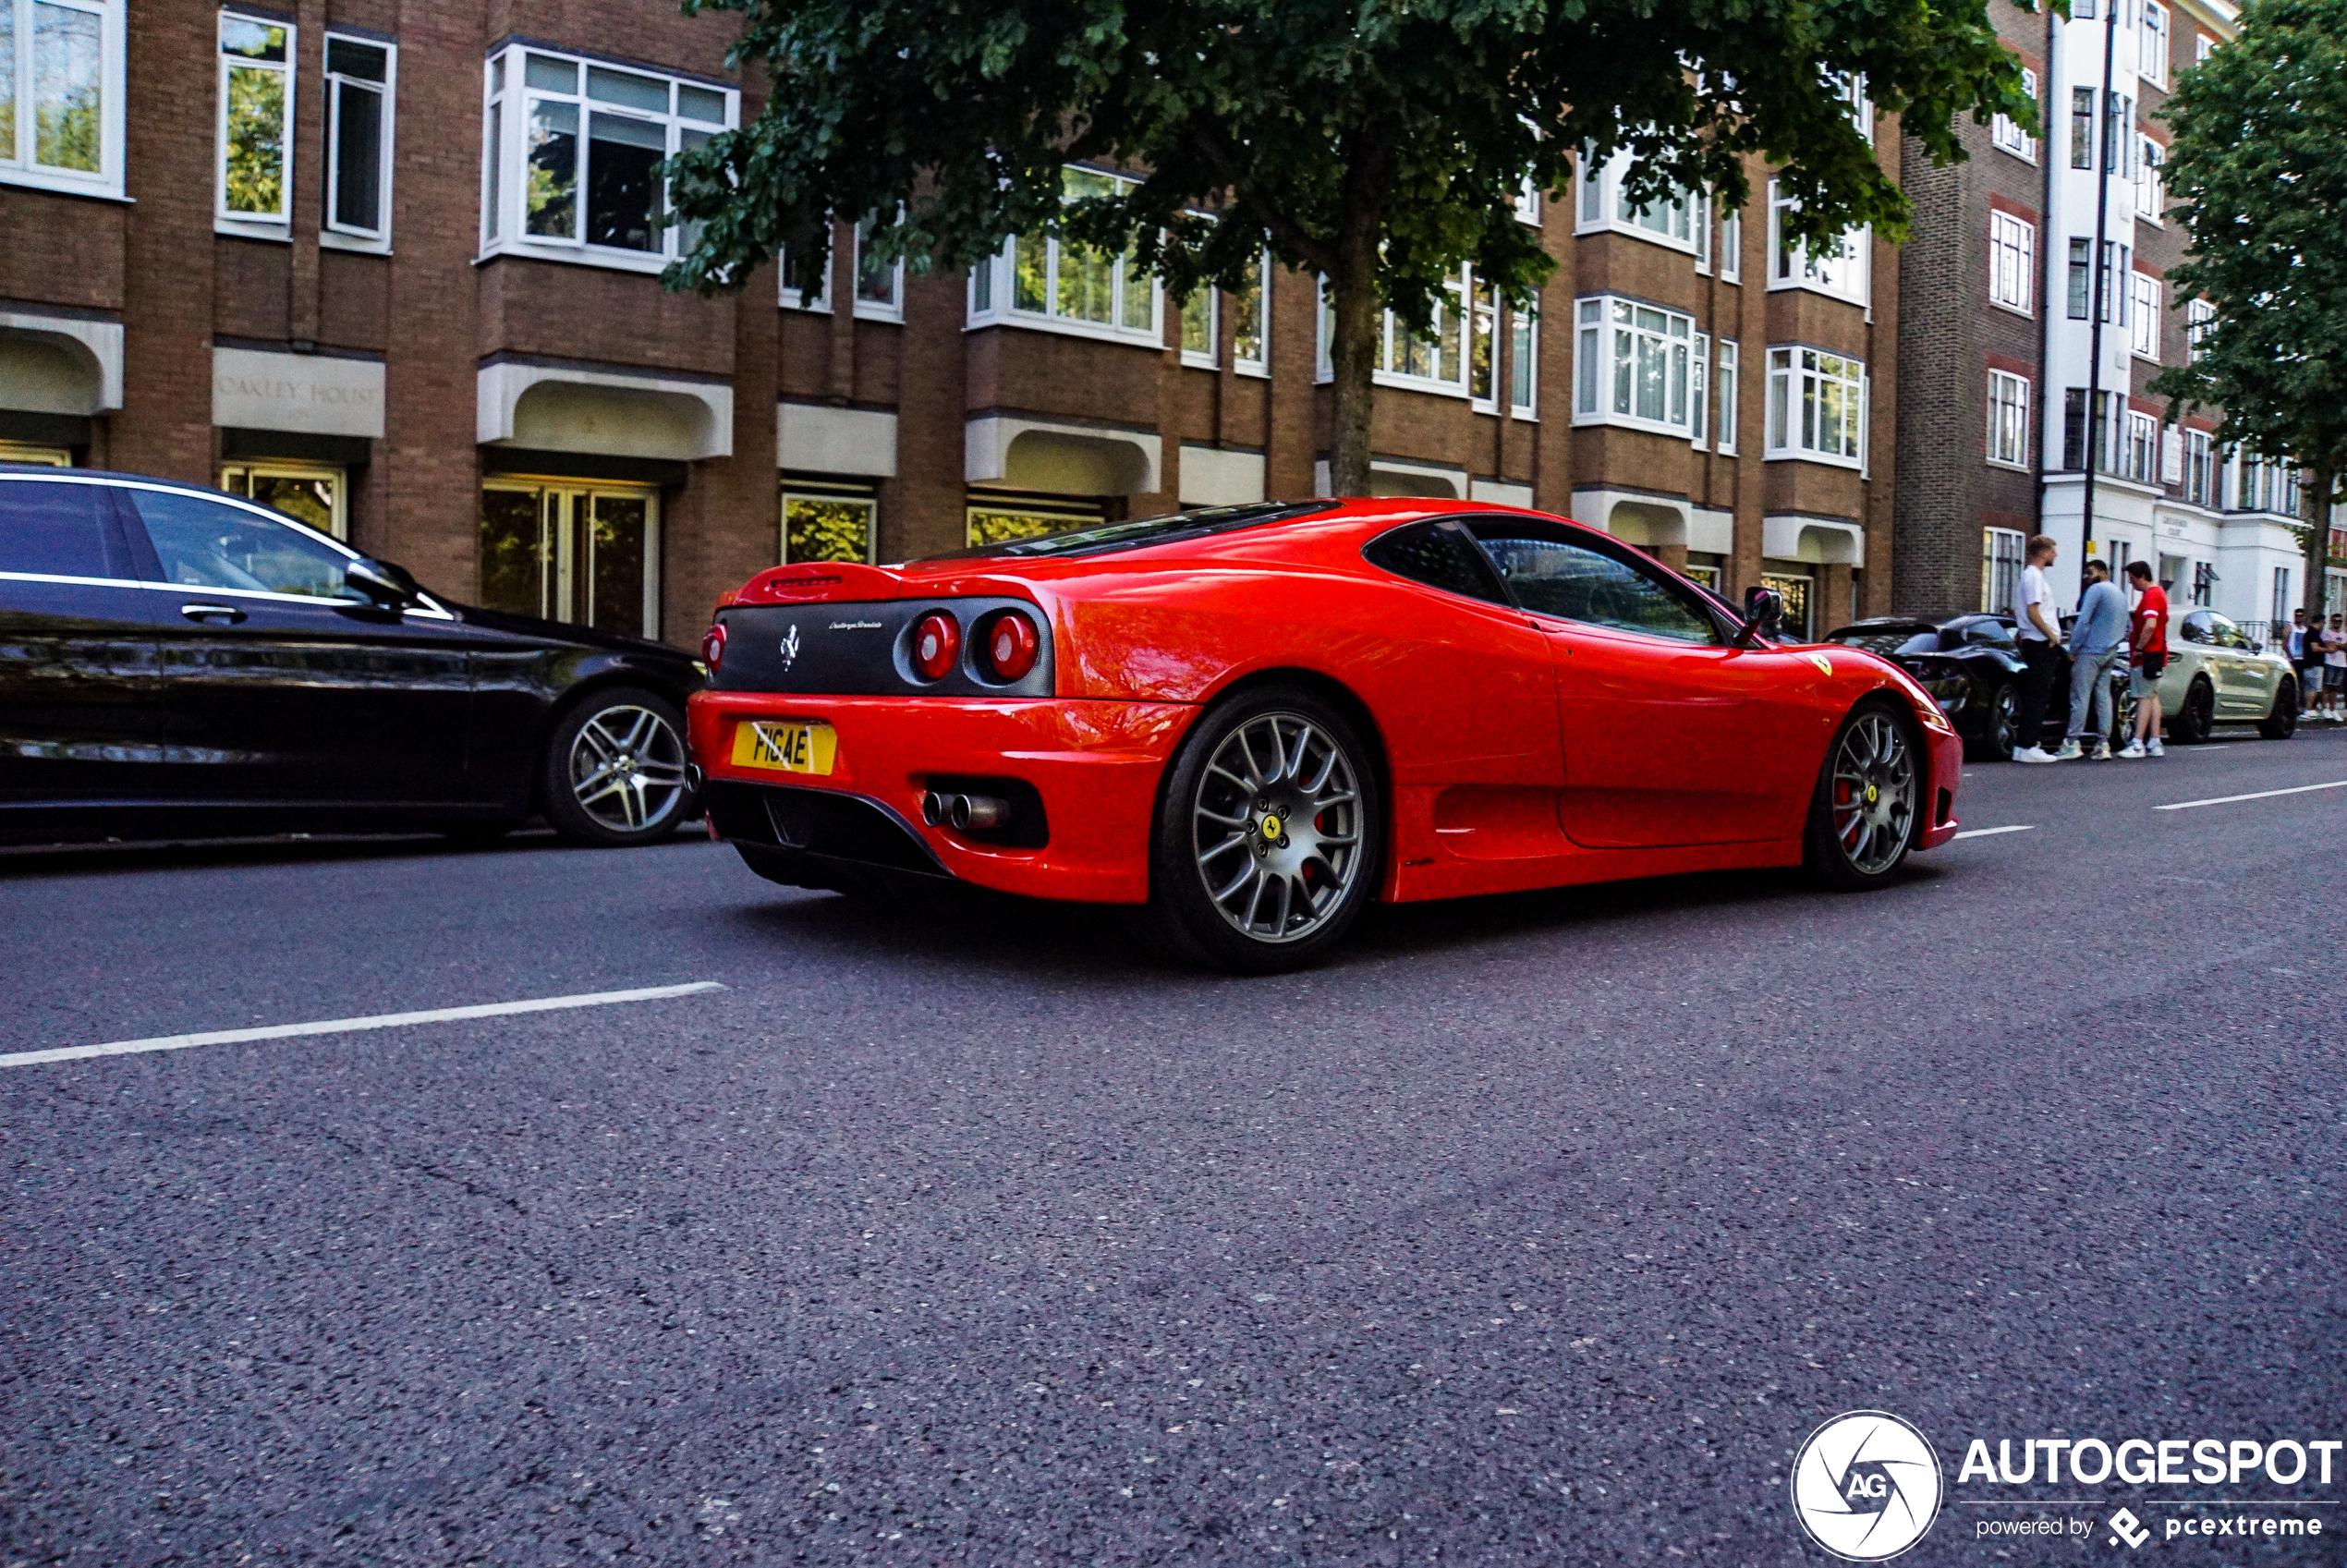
[[181, 602, 248, 625]]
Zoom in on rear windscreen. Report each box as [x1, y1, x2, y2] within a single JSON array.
[[921, 502, 1333, 562]]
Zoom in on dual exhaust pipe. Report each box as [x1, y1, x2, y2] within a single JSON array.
[[921, 789, 1014, 833]]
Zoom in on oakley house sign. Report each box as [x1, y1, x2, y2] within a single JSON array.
[[211, 346, 386, 438]]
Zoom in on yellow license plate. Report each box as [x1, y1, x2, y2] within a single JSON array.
[[731, 720, 838, 775]]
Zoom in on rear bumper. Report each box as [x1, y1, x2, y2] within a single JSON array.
[[1917, 722, 1964, 850], [687, 691, 1194, 902]]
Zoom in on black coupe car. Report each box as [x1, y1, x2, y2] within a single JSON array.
[[1824, 613, 2131, 760], [0, 467, 702, 845]]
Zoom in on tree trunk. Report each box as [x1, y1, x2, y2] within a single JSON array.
[[1324, 261, 1380, 496], [2304, 465, 2334, 620], [1322, 128, 1392, 497]]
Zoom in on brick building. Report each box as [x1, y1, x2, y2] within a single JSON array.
[[2, 0, 1903, 648], [1895, 0, 2338, 638]]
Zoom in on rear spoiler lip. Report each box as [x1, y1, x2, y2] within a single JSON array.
[[724, 562, 1054, 613]]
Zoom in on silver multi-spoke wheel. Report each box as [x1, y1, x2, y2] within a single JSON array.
[[568, 704, 689, 833], [1827, 710, 1916, 876], [1190, 711, 1364, 944]]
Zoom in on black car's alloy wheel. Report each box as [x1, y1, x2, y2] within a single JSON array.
[[1977, 682, 2017, 761], [2260, 678, 2298, 740], [2170, 676, 2216, 745], [1137, 686, 1380, 973], [1805, 699, 1919, 891], [541, 687, 696, 846]]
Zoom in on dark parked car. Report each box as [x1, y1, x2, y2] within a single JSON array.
[[0, 467, 701, 845], [1824, 612, 2130, 760]]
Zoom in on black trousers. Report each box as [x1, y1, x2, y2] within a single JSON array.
[[2016, 639, 2061, 749]]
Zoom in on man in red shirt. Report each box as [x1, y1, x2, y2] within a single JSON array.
[[2120, 559, 2170, 758]]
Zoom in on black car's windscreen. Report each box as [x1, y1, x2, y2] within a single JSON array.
[[1828, 628, 1939, 656], [920, 503, 1334, 562]]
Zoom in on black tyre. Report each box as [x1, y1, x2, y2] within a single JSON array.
[[540, 686, 697, 846], [2170, 676, 2216, 746], [2260, 677, 2298, 740], [2111, 679, 2139, 749], [1135, 685, 1380, 974], [1803, 699, 1921, 891], [1971, 682, 2017, 761]]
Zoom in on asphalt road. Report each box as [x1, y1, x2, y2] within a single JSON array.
[[4, 723, 2344, 1566]]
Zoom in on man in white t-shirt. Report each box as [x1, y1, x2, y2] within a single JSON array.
[[2011, 534, 2065, 762]]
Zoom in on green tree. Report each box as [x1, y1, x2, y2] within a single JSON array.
[[665, 0, 2036, 496], [2149, 0, 2347, 619]]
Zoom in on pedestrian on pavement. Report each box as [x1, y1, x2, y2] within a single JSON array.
[[2292, 609, 2323, 719], [2011, 535, 2065, 763], [2056, 558, 2126, 760], [2326, 612, 2347, 721], [2119, 559, 2169, 758]]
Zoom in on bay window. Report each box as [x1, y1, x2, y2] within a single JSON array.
[[967, 168, 1161, 346], [1316, 267, 1503, 407], [1575, 147, 1699, 255], [1178, 249, 1271, 372], [1575, 297, 1696, 435], [1992, 68, 2039, 161], [218, 12, 292, 233], [480, 44, 737, 271], [2, 0, 120, 196], [1765, 346, 1866, 467], [322, 34, 393, 246], [1766, 183, 1867, 304]]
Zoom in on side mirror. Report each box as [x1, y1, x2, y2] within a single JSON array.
[[1734, 586, 1784, 648], [345, 556, 420, 608]]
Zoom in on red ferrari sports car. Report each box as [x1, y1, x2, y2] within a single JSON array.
[[688, 500, 1962, 970]]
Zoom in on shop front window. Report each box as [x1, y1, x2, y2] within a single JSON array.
[[221, 462, 345, 539], [479, 480, 659, 638]]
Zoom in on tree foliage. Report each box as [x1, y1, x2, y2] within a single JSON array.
[[665, 0, 2037, 494], [2148, 0, 2347, 605]]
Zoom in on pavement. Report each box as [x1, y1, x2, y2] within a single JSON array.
[[3, 722, 2343, 1565]]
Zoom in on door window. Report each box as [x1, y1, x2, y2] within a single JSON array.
[[1362, 521, 1510, 605], [123, 487, 359, 599], [0, 477, 129, 578], [478, 481, 658, 638], [1469, 527, 1718, 642]]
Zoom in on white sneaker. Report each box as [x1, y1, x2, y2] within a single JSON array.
[[2090, 742, 2113, 760], [2146, 738, 2166, 757], [2013, 747, 2056, 764], [2118, 740, 2145, 758], [2052, 740, 2084, 760]]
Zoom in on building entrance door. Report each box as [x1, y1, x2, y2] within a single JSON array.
[[479, 481, 660, 639]]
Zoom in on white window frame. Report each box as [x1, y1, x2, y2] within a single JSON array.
[[1573, 295, 1699, 437], [2135, 136, 2165, 224], [477, 43, 739, 274], [1766, 181, 1869, 306], [1178, 281, 1218, 369], [1765, 345, 1867, 469], [965, 166, 1163, 348], [1983, 527, 2025, 614], [1987, 370, 2030, 469], [2139, 1, 2170, 88], [2122, 409, 2159, 484], [1508, 301, 1538, 418], [2129, 270, 2161, 361], [1988, 210, 2034, 317], [2183, 427, 2214, 505], [1513, 176, 1541, 226], [217, 10, 294, 237], [1718, 205, 1742, 284], [851, 213, 904, 322], [1690, 332, 1709, 446], [321, 31, 395, 251], [1, 0, 125, 199], [1575, 147, 1699, 257], [1992, 67, 2039, 162], [2185, 298, 2214, 362], [1714, 340, 1739, 455], [1233, 249, 1271, 376]]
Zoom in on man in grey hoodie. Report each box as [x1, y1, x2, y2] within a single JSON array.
[[2055, 557, 2128, 760]]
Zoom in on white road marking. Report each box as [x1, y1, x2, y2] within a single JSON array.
[[1953, 824, 2036, 839], [2154, 779, 2347, 812], [1, 981, 727, 1070]]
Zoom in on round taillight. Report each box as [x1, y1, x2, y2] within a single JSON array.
[[700, 620, 726, 671], [911, 611, 961, 681], [982, 611, 1040, 682]]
